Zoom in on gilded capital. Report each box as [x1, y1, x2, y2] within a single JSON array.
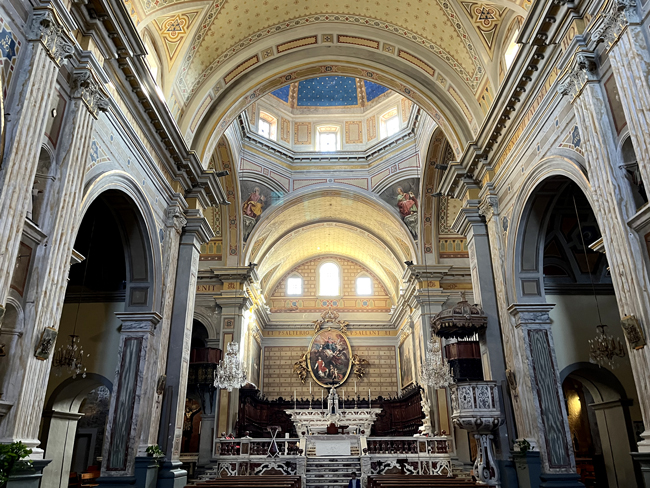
[[29, 10, 74, 66], [557, 51, 598, 101], [72, 71, 109, 117]]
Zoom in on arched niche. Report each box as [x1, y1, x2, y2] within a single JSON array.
[[560, 363, 640, 488], [507, 159, 594, 303], [78, 173, 162, 312], [41, 374, 113, 488]]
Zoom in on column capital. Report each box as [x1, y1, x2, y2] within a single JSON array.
[[593, 0, 638, 46], [184, 209, 214, 245], [71, 70, 109, 118], [115, 311, 162, 333], [452, 201, 484, 237], [42, 410, 85, 421], [478, 185, 500, 223], [165, 202, 188, 235], [507, 303, 556, 328], [557, 50, 598, 101], [28, 9, 74, 66]]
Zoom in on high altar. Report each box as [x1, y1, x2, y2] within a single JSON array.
[[285, 387, 382, 436]]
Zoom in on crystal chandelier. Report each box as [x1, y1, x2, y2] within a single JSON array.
[[571, 195, 626, 369], [420, 338, 454, 389], [214, 342, 247, 392], [53, 334, 88, 379], [589, 324, 626, 369], [54, 220, 96, 379]]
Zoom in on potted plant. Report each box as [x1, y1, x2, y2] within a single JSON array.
[[145, 445, 165, 462], [513, 439, 541, 488], [0, 442, 33, 488]]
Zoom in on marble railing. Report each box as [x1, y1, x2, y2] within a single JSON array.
[[364, 436, 450, 456], [211, 435, 454, 479], [215, 438, 302, 457]]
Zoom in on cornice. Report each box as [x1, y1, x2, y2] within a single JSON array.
[[438, 0, 585, 197], [237, 108, 421, 165], [71, 0, 227, 206]]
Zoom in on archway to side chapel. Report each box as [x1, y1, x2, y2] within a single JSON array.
[[40, 188, 157, 488], [512, 173, 643, 486]]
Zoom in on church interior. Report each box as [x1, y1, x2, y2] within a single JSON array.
[[0, 0, 650, 486]]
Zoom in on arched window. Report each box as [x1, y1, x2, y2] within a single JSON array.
[[319, 262, 340, 296], [504, 29, 520, 71], [316, 126, 340, 151], [380, 109, 399, 139], [356, 275, 372, 296], [259, 111, 277, 140], [286, 275, 303, 295]]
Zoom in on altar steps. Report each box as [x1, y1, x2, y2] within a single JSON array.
[[305, 456, 361, 488]]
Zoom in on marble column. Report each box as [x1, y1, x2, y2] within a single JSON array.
[[212, 267, 255, 435], [41, 411, 84, 488], [595, 0, 650, 191], [100, 312, 161, 482], [452, 195, 513, 464], [139, 199, 187, 450], [157, 210, 213, 488], [559, 50, 650, 452], [508, 304, 581, 485], [0, 9, 73, 310], [0, 64, 109, 452], [478, 184, 539, 444]]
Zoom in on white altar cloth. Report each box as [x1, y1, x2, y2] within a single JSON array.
[[315, 439, 351, 456]]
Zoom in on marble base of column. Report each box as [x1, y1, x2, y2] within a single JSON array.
[[156, 460, 187, 488], [197, 414, 214, 466], [497, 459, 519, 488], [134, 456, 160, 488], [96, 476, 136, 487], [538, 473, 584, 488], [631, 452, 650, 488], [6, 460, 51, 488]]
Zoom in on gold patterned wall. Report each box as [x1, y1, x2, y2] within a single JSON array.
[[262, 345, 398, 400]]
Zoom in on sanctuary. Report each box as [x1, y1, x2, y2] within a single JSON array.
[[0, 0, 650, 485]]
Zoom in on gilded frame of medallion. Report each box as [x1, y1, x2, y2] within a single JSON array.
[[308, 328, 353, 388]]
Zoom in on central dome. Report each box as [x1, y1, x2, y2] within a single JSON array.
[[270, 76, 391, 108]]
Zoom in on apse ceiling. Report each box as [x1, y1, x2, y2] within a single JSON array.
[[245, 189, 416, 298]]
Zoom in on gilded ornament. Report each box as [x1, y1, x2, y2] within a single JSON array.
[[351, 354, 370, 381]]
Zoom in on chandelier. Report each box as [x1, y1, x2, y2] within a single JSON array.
[[589, 324, 626, 368], [420, 338, 454, 389], [571, 195, 626, 369], [214, 342, 247, 392], [54, 220, 96, 379], [53, 334, 88, 378]]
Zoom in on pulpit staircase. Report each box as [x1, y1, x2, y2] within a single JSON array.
[[305, 456, 361, 488]]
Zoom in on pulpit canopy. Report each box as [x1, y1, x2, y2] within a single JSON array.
[[431, 299, 487, 339]]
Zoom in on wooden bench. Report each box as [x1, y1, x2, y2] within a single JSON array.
[[368, 475, 477, 488], [189, 475, 301, 488], [79, 471, 101, 488]]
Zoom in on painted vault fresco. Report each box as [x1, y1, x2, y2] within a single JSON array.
[[379, 178, 420, 239], [241, 180, 284, 241]]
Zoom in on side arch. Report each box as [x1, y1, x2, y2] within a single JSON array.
[[506, 156, 593, 304], [80, 171, 163, 312]]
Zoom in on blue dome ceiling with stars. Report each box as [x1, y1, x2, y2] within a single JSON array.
[[270, 76, 391, 107]]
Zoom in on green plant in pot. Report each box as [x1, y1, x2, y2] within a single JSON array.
[[145, 445, 165, 466], [514, 439, 532, 453], [0, 442, 33, 486]]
